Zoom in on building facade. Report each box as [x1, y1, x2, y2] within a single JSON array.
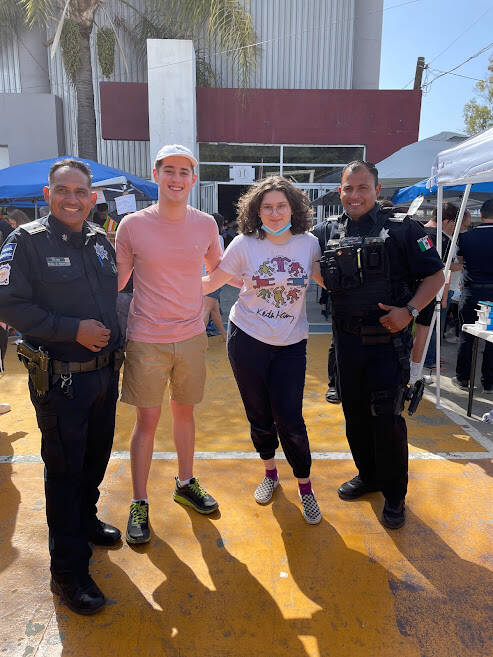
[[1, 0, 420, 218]]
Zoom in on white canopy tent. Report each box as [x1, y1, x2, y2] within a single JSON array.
[[420, 127, 493, 407]]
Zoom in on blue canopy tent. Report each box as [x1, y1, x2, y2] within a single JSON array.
[[392, 178, 493, 205], [0, 156, 158, 212]]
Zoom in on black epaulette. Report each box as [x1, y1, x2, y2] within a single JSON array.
[[19, 221, 48, 235], [87, 221, 106, 235]]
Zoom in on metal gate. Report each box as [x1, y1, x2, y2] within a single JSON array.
[[200, 181, 339, 223], [199, 182, 218, 214], [296, 184, 340, 223]]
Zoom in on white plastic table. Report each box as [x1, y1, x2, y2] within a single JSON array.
[[461, 323, 493, 416]]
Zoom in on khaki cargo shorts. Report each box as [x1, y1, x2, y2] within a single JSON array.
[[121, 332, 208, 407]]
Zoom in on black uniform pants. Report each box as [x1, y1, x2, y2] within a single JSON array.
[[456, 286, 493, 386], [29, 365, 119, 577], [227, 322, 312, 479], [328, 338, 337, 388], [334, 326, 410, 503]]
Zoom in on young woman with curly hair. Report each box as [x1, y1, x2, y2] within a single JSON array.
[[203, 176, 325, 524]]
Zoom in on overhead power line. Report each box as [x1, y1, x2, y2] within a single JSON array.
[[422, 41, 493, 91], [401, 7, 492, 90]]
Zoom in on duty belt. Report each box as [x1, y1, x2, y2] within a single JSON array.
[[52, 350, 117, 374], [336, 318, 393, 344]]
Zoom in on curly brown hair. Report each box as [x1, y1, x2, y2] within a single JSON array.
[[236, 176, 313, 239]]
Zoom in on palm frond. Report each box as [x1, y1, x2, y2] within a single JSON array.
[[206, 0, 259, 88], [0, 0, 23, 29], [114, 8, 175, 64], [19, 0, 55, 28], [152, 0, 259, 88]]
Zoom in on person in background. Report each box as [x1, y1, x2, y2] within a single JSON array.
[[409, 203, 465, 385], [0, 215, 13, 245], [203, 176, 325, 524], [203, 212, 227, 340], [453, 198, 493, 392], [311, 218, 341, 405], [222, 218, 238, 248], [93, 203, 118, 232], [0, 320, 10, 414], [7, 209, 30, 230]]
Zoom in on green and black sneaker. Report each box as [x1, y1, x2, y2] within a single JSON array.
[[173, 477, 218, 514], [125, 500, 150, 544]]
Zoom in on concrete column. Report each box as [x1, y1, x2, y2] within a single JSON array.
[[147, 39, 198, 207], [17, 26, 51, 94], [352, 0, 383, 90]]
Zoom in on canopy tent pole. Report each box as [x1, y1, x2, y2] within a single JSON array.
[[435, 186, 443, 407], [427, 184, 471, 407]]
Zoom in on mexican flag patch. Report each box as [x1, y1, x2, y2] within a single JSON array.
[[417, 235, 433, 252]]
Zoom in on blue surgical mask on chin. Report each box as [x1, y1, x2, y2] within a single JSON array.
[[261, 222, 292, 236]]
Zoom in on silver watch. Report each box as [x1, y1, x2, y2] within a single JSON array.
[[406, 304, 419, 319]]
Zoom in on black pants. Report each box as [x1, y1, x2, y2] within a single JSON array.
[[456, 286, 493, 386], [30, 366, 119, 577], [334, 325, 410, 503], [227, 322, 311, 479], [328, 338, 337, 388], [0, 324, 7, 372]]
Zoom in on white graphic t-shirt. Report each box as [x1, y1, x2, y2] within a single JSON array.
[[219, 232, 321, 346]]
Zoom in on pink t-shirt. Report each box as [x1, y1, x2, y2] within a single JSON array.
[[116, 204, 221, 343]]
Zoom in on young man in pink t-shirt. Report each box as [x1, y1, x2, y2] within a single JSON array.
[[116, 144, 222, 544]]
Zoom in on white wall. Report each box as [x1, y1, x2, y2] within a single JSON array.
[[147, 39, 197, 206], [352, 0, 383, 89], [0, 146, 9, 169]]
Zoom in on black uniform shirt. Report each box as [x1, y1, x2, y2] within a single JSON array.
[[312, 204, 444, 306], [457, 223, 493, 286], [0, 214, 120, 362], [421, 225, 450, 260]]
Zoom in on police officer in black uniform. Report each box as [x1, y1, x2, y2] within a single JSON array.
[[314, 161, 444, 528], [0, 159, 123, 614]]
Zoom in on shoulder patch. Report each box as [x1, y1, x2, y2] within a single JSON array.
[[0, 263, 11, 285], [0, 242, 16, 264], [20, 221, 47, 235], [417, 235, 434, 252]]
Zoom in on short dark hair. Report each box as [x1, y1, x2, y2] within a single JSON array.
[[480, 198, 493, 220], [236, 175, 313, 240], [48, 158, 92, 187], [379, 199, 393, 208], [212, 212, 225, 230], [341, 161, 379, 187], [96, 203, 109, 212], [432, 202, 459, 223]]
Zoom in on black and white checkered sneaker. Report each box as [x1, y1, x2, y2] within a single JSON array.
[[254, 476, 280, 504], [299, 490, 322, 524]]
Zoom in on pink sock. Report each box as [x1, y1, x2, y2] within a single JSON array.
[[265, 468, 278, 481], [299, 481, 312, 496]]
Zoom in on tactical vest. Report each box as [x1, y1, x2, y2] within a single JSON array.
[[320, 214, 392, 324]]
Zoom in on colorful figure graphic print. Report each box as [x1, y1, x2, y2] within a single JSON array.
[[252, 255, 309, 319]]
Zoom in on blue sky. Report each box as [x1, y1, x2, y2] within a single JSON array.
[[380, 0, 493, 139]]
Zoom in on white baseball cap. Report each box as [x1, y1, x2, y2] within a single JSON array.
[[154, 144, 198, 168]]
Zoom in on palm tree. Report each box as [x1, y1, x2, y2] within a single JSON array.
[[1, 0, 258, 160]]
